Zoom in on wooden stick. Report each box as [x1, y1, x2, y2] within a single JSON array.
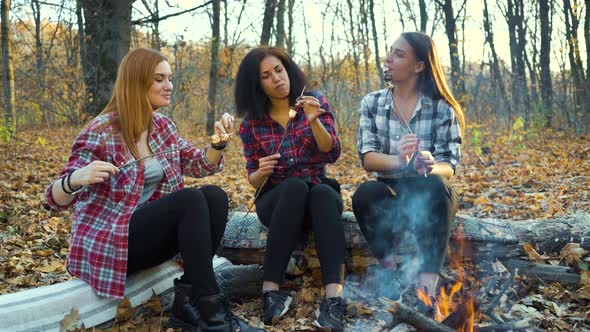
[[380, 298, 456, 332], [483, 271, 516, 314], [476, 319, 530, 331]]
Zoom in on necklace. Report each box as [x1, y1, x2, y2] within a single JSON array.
[[391, 90, 428, 177]]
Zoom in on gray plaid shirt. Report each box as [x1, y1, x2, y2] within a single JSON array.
[[357, 88, 462, 179]]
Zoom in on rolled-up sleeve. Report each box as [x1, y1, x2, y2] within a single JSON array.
[[357, 94, 382, 159], [433, 103, 462, 170], [44, 128, 103, 211]]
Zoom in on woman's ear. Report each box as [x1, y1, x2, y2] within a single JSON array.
[[415, 61, 426, 74]]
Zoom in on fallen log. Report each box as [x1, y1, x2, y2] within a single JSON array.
[[0, 256, 261, 332], [221, 211, 589, 284], [379, 297, 455, 332]]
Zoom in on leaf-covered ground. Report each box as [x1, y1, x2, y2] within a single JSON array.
[[0, 125, 589, 331]]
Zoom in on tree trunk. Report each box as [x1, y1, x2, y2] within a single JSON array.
[[76, 0, 86, 124], [437, 0, 466, 98], [260, 0, 276, 46], [368, 0, 383, 88], [31, 0, 49, 127], [345, 0, 361, 92], [80, 0, 132, 117], [359, 0, 371, 94], [563, 0, 586, 134], [286, 0, 294, 55], [584, 0, 590, 133], [275, 0, 286, 48], [206, 0, 220, 135], [419, 0, 428, 32], [539, 0, 552, 127], [1, 0, 16, 139]]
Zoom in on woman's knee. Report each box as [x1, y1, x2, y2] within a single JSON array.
[[309, 184, 340, 202], [279, 177, 310, 198], [352, 181, 391, 212], [200, 185, 229, 208], [174, 187, 208, 207]]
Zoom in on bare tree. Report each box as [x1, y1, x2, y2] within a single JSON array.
[[80, 0, 133, 117], [1, 0, 16, 138], [539, 0, 552, 127], [483, 0, 508, 123], [563, 0, 586, 133], [207, 0, 220, 135], [419, 0, 428, 32], [275, 0, 285, 48], [260, 0, 276, 45], [368, 0, 384, 87], [435, 0, 467, 98], [286, 0, 294, 54], [345, 0, 361, 92], [140, 0, 161, 50]]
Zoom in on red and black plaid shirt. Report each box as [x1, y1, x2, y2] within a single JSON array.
[[238, 91, 340, 186], [45, 112, 223, 299]]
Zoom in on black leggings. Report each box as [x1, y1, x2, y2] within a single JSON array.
[[126, 186, 229, 299], [352, 175, 458, 273], [256, 177, 345, 286]]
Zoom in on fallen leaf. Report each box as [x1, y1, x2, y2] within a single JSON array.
[[60, 308, 80, 332], [115, 297, 135, 322], [559, 243, 587, 265], [581, 271, 590, 286], [33, 260, 63, 272], [523, 243, 549, 263]]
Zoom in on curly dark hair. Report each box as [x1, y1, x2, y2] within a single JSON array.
[[234, 47, 306, 120]]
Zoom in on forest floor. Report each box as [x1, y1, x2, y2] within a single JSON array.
[[0, 123, 589, 331]]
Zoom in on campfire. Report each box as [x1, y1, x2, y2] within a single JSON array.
[[380, 225, 529, 331]]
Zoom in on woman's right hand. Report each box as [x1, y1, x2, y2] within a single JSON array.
[[256, 153, 281, 177], [395, 134, 420, 167], [70, 161, 120, 187]]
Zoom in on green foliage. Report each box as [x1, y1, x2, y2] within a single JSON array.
[[509, 116, 526, 152], [470, 127, 483, 156], [0, 124, 12, 143]]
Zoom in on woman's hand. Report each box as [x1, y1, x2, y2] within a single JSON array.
[[70, 161, 120, 187], [257, 153, 281, 177], [413, 151, 435, 176], [296, 96, 325, 123], [394, 134, 420, 167], [214, 112, 235, 135]]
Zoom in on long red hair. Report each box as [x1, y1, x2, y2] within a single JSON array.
[[99, 48, 167, 159]]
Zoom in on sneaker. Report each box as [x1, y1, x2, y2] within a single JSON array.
[[262, 290, 292, 325], [314, 297, 345, 331]]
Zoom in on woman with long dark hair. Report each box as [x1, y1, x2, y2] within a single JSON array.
[[352, 32, 464, 313], [235, 47, 346, 331]]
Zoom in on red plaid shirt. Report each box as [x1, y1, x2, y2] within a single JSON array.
[[45, 112, 223, 299], [239, 91, 340, 185]]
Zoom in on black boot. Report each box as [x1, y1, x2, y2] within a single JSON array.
[[165, 278, 202, 331], [198, 293, 265, 332]]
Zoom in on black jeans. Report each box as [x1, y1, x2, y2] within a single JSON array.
[[256, 177, 345, 285], [351, 175, 458, 274], [126, 186, 229, 299]]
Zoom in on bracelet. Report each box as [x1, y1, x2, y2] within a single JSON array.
[[65, 171, 83, 194], [210, 142, 227, 151], [61, 176, 74, 195]]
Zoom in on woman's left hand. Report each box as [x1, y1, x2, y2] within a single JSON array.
[[214, 112, 235, 134], [296, 96, 325, 123], [413, 151, 435, 176]]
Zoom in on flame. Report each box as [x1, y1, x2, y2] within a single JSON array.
[[415, 224, 478, 331]]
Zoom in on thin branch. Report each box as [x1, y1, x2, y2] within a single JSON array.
[[131, 1, 212, 25]]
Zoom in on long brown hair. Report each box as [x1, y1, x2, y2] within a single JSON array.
[[401, 32, 465, 134], [99, 47, 167, 159]]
